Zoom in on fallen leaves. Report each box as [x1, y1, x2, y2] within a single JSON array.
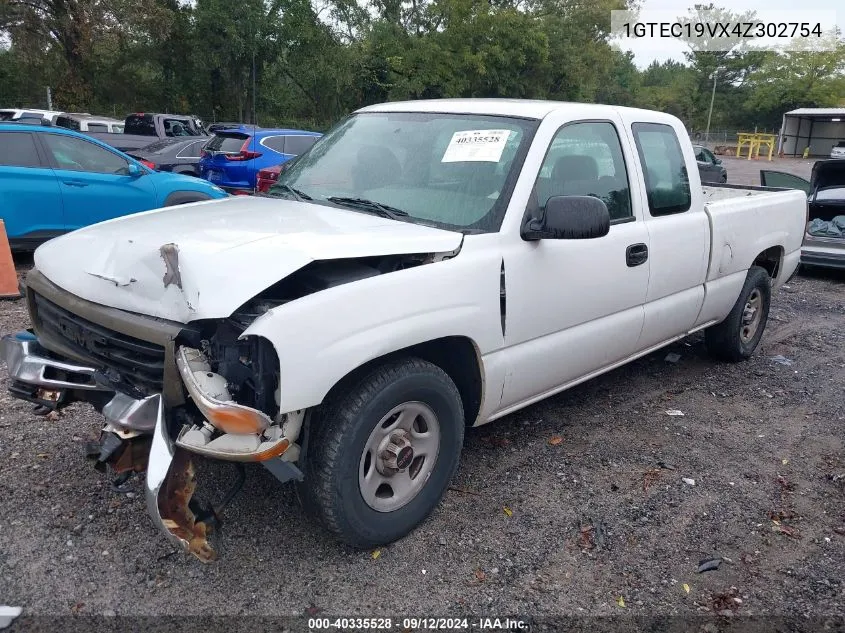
[[548, 436, 564, 446], [772, 523, 801, 539], [503, 506, 513, 518], [578, 525, 595, 551], [474, 569, 486, 582], [616, 596, 626, 608], [371, 549, 381, 560], [45, 410, 61, 422], [642, 468, 661, 493], [683, 583, 690, 594], [711, 587, 742, 614]]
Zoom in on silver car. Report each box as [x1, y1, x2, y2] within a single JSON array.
[[831, 141, 845, 159], [761, 161, 845, 270]]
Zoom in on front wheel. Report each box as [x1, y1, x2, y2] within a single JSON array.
[[705, 265, 771, 362], [298, 357, 464, 548]]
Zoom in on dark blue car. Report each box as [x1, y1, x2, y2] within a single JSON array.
[[0, 123, 228, 250], [199, 127, 321, 192]]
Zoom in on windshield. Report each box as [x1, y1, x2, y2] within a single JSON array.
[[270, 112, 538, 232]]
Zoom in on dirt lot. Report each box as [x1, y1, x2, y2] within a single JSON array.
[[1, 161, 844, 624]]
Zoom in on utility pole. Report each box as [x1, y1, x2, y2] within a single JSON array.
[[705, 69, 718, 143], [46, 87, 52, 110]]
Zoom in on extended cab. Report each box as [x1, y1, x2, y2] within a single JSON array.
[[85, 113, 207, 152], [1, 100, 807, 561]]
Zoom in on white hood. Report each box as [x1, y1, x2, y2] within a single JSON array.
[[34, 196, 463, 323]]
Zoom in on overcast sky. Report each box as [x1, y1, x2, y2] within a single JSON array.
[[613, 0, 844, 68]]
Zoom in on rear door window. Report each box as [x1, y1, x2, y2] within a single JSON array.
[[284, 135, 319, 155], [632, 122, 691, 216], [207, 133, 248, 154], [0, 132, 42, 167]]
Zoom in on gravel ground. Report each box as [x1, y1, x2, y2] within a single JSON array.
[[2, 163, 844, 623]]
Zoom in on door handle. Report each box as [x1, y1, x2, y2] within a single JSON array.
[[626, 243, 648, 267], [63, 180, 88, 187]]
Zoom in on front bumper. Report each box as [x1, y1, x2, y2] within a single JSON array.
[[2, 329, 303, 562]]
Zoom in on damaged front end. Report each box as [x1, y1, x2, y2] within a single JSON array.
[[2, 271, 306, 563]]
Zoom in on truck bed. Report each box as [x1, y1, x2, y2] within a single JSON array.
[[700, 183, 807, 287]]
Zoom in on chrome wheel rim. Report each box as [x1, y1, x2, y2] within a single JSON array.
[[358, 401, 441, 513], [740, 288, 763, 343]]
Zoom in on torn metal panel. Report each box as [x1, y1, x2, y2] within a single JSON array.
[[159, 243, 182, 289]]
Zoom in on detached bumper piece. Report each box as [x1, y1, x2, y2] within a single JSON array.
[[1, 331, 110, 410]]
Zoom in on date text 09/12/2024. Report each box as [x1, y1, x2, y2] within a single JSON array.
[[308, 617, 530, 630]]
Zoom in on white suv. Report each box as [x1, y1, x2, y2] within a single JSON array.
[[831, 141, 845, 159]]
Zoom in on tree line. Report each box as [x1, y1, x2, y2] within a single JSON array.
[[1, 0, 843, 133]]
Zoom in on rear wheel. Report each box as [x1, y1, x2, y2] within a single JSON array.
[[297, 357, 464, 548], [705, 265, 771, 362]]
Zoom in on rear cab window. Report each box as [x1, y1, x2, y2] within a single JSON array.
[[632, 122, 691, 216], [124, 114, 156, 136], [0, 132, 42, 167], [56, 116, 81, 131], [87, 123, 108, 133]]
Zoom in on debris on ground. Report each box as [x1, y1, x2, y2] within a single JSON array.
[[0, 607, 22, 630], [503, 506, 513, 517], [682, 478, 696, 486], [772, 523, 801, 539], [657, 460, 676, 470], [770, 355, 794, 366], [578, 525, 595, 551], [697, 557, 722, 573], [547, 435, 564, 446], [664, 352, 682, 364], [371, 550, 381, 560], [683, 583, 690, 594], [710, 587, 743, 615], [643, 468, 662, 492], [305, 603, 321, 616], [665, 409, 685, 416], [474, 569, 486, 582], [616, 596, 626, 608]]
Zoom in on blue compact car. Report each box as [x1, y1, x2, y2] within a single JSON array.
[[0, 123, 228, 250], [199, 127, 321, 192]]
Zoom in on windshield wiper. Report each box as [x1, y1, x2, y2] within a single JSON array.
[[326, 196, 409, 220], [263, 184, 312, 202]]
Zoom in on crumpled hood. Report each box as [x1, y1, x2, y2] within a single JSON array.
[[33, 196, 463, 323]]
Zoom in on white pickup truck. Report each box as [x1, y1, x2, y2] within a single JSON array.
[[2, 99, 807, 561]]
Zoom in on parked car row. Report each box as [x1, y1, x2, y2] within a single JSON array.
[[0, 122, 227, 249]]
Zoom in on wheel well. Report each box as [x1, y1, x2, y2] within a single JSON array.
[[754, 246, 783, 279], [323, 337, 483, 427]]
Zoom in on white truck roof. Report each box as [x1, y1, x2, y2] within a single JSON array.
[[357, 98, 680, 124]]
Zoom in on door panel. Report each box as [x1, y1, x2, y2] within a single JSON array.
[[39, 133, 157, 229], [630, 121, 708, 341], [0, 131, 64, 240], [760, 170, 811, 194], [498, 115, 650, 410]]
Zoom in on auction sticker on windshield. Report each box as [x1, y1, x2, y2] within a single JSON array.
[[442, 129, 511, 163]]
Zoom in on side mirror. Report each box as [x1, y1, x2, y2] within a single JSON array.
[[126, 163, 143, 177], [522, 195, 610, 241], [714, 158, 722, 165]]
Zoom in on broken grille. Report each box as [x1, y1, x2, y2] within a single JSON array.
[[31, 291, 166, 395]]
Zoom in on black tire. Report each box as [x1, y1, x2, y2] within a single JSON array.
[[705, 265, 771, 362], [297, 357, 464, 548]]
